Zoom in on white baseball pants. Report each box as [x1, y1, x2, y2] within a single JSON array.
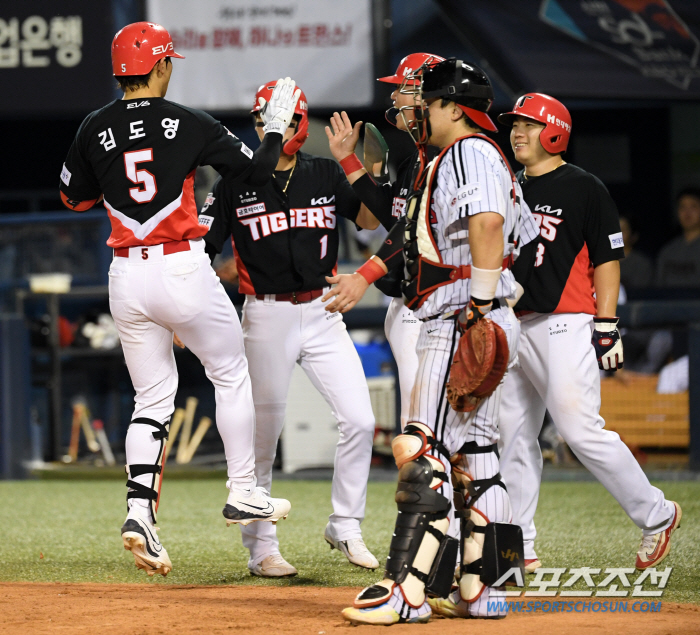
[[109, 239, 257, 517], [239, 294, 375, 565], [499, 312, 675, 560], [384, 297, 421, 430], [408, 306, 520, 617]]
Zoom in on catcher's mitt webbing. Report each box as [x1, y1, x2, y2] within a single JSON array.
[[446, 318, 508, 412], [363, 122, 389, 181]]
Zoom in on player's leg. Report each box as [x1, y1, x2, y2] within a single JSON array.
[[298, 300, 378, 568], [432, 306, 524, 619], [342, 320, 461, 625], [237, 295, 299, 575], [152, 245, 291, 527], [384, 297, 421, 430], [109, 260, 175, 577], [498, 318, 548, 568], [540, 313, 678, 555]]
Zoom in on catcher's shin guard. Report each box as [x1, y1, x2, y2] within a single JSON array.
[[451, 442, 522, 602], [125, 417, 170, 523], [355, 423, 454, 609]]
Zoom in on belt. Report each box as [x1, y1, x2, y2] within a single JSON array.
[[420, 298, 503, 322], [255, 289, 324, 305], [115, 239, 191, 258]]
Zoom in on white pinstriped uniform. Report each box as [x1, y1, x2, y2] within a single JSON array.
[[405, 136, 538, 618]]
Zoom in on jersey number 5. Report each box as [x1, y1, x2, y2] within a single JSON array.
[[124, 149, 157, 203]]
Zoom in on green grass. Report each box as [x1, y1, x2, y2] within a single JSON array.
[[0, 479, 697, 604]]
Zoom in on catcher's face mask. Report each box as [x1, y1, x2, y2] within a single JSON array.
[[393, 55, 441, 145]]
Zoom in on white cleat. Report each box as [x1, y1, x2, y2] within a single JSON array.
[[223, 483, 291, 526], [324, 523, 379, 569], [121, 509, 172, 577], [249, 553, 298, 578]]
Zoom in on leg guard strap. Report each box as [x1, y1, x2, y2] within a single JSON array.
[[458, 440, 500, 458], [466, 473, 507, 508], [130, 417, 170, 440]]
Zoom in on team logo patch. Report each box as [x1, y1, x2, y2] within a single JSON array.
[[202, 193, 215, 213], [236, 202, 266, 218], [450, 182, 482, 208], [240, 143, 253, 159], [609, 231, 624, 249], [60, 163, 71, 186], [198, 214, 214, 229]]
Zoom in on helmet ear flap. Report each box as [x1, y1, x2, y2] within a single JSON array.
[[283, 114, 309, 155]]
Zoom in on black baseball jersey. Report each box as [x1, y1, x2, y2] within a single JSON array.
[[60, 97, 256, 248], [203, 151, 361, 295], [514, 163, 624, 315]]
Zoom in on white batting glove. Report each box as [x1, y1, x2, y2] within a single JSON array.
[[259, 77, 301, 135], [591, 317, 624, 371]]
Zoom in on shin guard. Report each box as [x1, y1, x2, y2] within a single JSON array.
[[125, 417, 170, 523], [355, 424, 451, 609]]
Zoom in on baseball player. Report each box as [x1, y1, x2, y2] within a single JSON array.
[[325, 53, 443, 430], [340, 58, 540, 625], [58, 22, 299, 577], [202, 81, 381, 578], [496, 94, 681, 573]]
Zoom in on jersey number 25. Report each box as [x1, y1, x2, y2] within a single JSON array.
[[124, 149, 157, 203]]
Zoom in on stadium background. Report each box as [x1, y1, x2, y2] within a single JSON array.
[[1, 1, 699, 633]]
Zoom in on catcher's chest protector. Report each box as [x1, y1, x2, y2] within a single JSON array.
[[401, 135, 519, 310]]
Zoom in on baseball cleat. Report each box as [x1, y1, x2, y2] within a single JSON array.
[[324, 523, 379, 569], [223, 484, 291, 526], [341, 603, 430, 626], [636, 501, 682, 570], [121, 509, 172, 577], [525, 558, 542, 573], [249, 553, 298, 578], [427, 594, 469, 618]]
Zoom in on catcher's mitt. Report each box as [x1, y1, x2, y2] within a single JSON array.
[[446, 318, 509, 412]]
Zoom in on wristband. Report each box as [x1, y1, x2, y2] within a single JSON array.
[[593, 317, 619, 332], [340, 154, 364, 176], [356, 259, 386, 284], [470, 266, 501, 301]]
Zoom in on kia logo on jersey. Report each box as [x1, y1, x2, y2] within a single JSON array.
[[311, 195, 335, 206]]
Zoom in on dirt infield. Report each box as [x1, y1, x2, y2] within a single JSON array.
[[1, 583, 697, 635]]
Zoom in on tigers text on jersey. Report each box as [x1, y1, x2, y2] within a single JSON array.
[[514, 163, 624, 315], [413, 136, 539, 321], [60, 97, 254, 248], [204, 151, 361, 295]]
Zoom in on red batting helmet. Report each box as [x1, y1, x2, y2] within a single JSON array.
[[251, 80, 309, 155], [498, 93, 572, 153], [112, 22, 184, 76], [377, 52, 446, 85]]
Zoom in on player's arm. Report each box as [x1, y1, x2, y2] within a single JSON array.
[[323, 217, 406, 313], [326, 111, 396, 229], [201, 177, 232, 265], [587, 178, 625, 371], [59, 118, 102, 213]]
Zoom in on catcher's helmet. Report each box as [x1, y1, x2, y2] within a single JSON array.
[[251, 81, 309, 155], [377, 52, 445, 85], [112, 22, 184, 76], [498, 93, 571, 153], [418, 58, 497, 132]]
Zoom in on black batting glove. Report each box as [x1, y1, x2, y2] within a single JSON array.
[[592, 317, 624, 371], [457, 297, 493, 335]]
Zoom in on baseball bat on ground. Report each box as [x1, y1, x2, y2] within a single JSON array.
[[163, 408, 185, 463], [180, 417, 212, 464], [79, 405, 100, 453], [176, 397, 198, 464], [92, 420, 115, 466]]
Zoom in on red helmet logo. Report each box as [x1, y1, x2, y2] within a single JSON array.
[[112, 22, 184, 76], [498, 93, 572, 153]]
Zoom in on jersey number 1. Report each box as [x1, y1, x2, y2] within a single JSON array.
[[124, 149, 157, 203]]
